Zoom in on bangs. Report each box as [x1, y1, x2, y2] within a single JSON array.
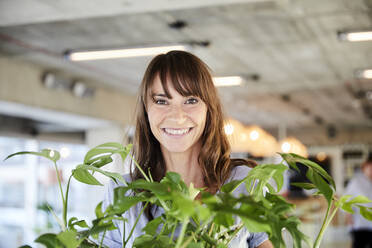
[[146, 51, 211, 102]]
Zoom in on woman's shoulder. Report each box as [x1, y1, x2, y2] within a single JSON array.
[[223, 165, 253, 196], [228, 165, 252, 182], [107, 173, 133, 190]]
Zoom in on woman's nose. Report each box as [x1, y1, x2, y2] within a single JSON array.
[[168, 105, 187, 124]]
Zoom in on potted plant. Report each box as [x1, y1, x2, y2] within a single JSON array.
[[5, 142, 372, 248]]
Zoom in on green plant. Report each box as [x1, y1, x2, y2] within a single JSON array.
[[5, 142, 372, 248]]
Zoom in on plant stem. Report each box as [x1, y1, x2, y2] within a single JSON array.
[[46, 204, 64, 230], [324, 208, 338, 232], [170, 223, 177, 243], [179, 235, 194, 248], [158, 221, 166, 236], [128, 153, 150, 182], [316, 205, 339, 247], [314, 202, 336, 248], [99, 230, 106, 248], [224, 223, 244, 246], [124, 201, 149, 246], [175, 219, 189, 248], [148, 168, 154, 182], [63, 174, 73, 229], [53, 161, 66, 229], [208, 223, 215, 236], [122, 220, 126, 248], [248, 179, 256, 195]]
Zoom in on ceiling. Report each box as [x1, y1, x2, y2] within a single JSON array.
[[1, 0, 372, 145]]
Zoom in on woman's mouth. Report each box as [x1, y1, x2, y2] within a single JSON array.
[[162, 127, 193, 136]]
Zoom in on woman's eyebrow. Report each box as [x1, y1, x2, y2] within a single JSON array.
[[151, 93, 168, 98]]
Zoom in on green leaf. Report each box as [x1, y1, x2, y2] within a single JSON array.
[[80, 216, 121, 240], [113, 189, 148, 214], [35, 233, 64, 248], [79, 239, 101, 248], [72, 168, 102, 186], [68, 217, 78, 230], [133, 234, 173, 248], [169, 193, 196, 219], [113, 195, 147, 214], [358, 206, 372, 221], [57, 230, 82, 248], [279, 153, 299, 172], [221, 179, 243, 193], [129, 180, 169, 196], [133, 234, 153, 247], [88, 218, 117, 237], [95, 201, 104, 218], [41, 149, 61, 163], [188, 183, 200, 200], [336, 195, 372, 216], [284, 216, 313, 248], [266, 193, 295, 215], [84, 149, 116, 164], [95, 142, 126, 150], [280, 153, 335, 190], [346, 195, 372, 204], [165, 171, 181, 184], [186, 242, 204, 248], [243, 163, 288, 199], [243, 218, 272, 237], [216, 244, 228, 248], [120, 143, 133, 161], [90, 155, 113, 168], [142, 216, 163, 235], [75, 164, 127, 185], [290, 182, 316, 190], [306, 168, 333, 205], [160, 172, 188, 193], [73, 220, 89, 229], [4, 149, 60, 163], [336, 195, 353, 209], [200, 191, 218, 204], [83, 142, 132, 167], [270, 164, 287, 192], [213, 212, 234, 228], [341, 195, 372, 214]]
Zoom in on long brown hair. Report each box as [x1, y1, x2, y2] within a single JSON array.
[[131, 51, 255, 212]]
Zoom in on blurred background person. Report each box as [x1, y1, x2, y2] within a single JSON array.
[[344, 154, 372, 248]]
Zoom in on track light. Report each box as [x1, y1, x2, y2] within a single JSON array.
[[72, 81, 95, 98], [338, 30, 372, 42], [41, 72, 95, 98], [213, 76, 243, 87], [355, 69, 372, 79], [42, 72, 71, 90], [65, 45, 187, 61]]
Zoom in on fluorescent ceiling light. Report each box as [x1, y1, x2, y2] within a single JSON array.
[[356, 69, 372, 79], [213, 76, 243, 87], [338, 31, 372, 42], [66, 45, 187, 61]]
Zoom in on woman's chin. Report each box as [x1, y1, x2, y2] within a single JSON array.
[[161, 144, 192, 154]]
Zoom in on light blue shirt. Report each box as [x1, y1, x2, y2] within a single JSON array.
[[100, 165, 268, 248], [344, 171, 372, 231]]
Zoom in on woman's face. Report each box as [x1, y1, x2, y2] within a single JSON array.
[[146, 75, 207, 153], [363, 163, 372, 181]]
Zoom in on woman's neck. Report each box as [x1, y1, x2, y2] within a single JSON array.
[[160, 144, 204, 188]]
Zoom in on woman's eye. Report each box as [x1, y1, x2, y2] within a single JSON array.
[[186, 98, 198, 104], [155, 99, 167, 105]]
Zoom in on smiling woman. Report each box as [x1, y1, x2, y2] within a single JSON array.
[[147, 76, 207, 156], [133, 51, 234, 191], [101, 50, 273, 248]]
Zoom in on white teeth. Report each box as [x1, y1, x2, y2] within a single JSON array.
[[164, 128, 191, 135]]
